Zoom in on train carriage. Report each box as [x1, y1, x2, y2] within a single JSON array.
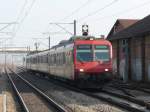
[[26, 36, 113, 87]]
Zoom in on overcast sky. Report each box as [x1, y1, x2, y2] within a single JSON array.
[[0, 0, 150, 50]]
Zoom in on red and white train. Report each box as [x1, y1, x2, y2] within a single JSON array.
[[26, 36, 113, 87]]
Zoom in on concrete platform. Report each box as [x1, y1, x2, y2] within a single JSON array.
[[0, 94, 6, 112], [0, 95, 3, 112]]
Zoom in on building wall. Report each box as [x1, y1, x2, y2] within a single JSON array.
[[111, 40, 118, 76], [145, 35, 150, 81], [118, 39, 125, 79], [111, 39, 129, 81], [130, 38, 142, 81], [111, 36, 150, 82], [111, 37, 146, 82], [118, 39, 130, 82]]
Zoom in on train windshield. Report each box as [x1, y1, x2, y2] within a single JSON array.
[[76, 45, 93, 62], [94, 45, 109, 61]]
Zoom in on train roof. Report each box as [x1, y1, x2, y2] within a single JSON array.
[[51, 35, 96, 48], [27, 35, 107, 56]]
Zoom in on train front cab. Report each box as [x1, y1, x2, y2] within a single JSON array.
[[74, 39, 112, 83]]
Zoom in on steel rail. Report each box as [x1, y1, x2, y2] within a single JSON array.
[[18, 67, 148, 112], [109, 83, 150, 96], [102, 90, 150, 109], [8, 68, 68, 112], [5, 68, 29, 112], [38, 75, 148, 112]]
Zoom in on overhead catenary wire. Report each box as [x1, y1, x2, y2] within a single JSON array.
[[19, 0, 36, 25], [0, 23, 15, 32], [60, 0, 93, 21], [0, 22, 18, 41], [90, 0, 150, 22], [16, 0, 28, 22], [14, 0, 36, 36], [12, 0, 28, 36], [47, 0, 94, 35], [77, 0, 119, 22], [51, 0, 118, 35]]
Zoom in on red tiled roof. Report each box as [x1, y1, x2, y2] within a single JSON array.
[[107, 19, 139, 38], [118, 19, 139, 29], [108, 15, 150, 40]]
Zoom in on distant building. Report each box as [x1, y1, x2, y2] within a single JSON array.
[[107, 15, 150, 82]]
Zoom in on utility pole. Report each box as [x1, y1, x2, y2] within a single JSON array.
[[4, 45, 6, 69], [0, 22, 17, 69], [74, 20, 76, 36], [48, 36, 50, 49], [34, 42, 39, 52], [33, 37, 49, 50], [3, 38, 11, 69]]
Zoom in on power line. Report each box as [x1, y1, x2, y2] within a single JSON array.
[[92, 0, 150, 22], [0, 22, 17, 32], [60, 0, 93, 21], [0, 24, 13, 32], [47, 0, 93, 35], [14, 0, 36, 36], [49, 20, 76, 36], [52, 0, 118, 35], [77, 0, 118, 21], [12, 0, 28, 36], [0, 22, 18, 39], [20, 0, 36, 24], [16, 0, 28, 22]]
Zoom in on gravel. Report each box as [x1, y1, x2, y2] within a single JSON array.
[[19, 70, 125, 112], [10, 73, 55, 112]]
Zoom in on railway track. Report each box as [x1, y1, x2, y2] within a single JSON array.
[[112, 82, 150, 95], [17, 68, 124, 112], [108, 79, 150, 94], [106, 80, 150, 103], [6, 67, 68, 112], [44, 79, 149, 112], [18, 67, 149, 112]]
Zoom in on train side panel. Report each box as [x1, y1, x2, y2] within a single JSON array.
[[48, 43, 74, 80], [30, 55, 37, 71], [64, 44, 74, 79], [37, 52, 49, 73]]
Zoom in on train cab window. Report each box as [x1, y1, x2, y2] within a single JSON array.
[[77, 45, 92, 49], [76, 45, 93, 62], [94, 45, 110, 61]]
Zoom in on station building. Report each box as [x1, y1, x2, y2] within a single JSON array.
[[107, 15, 150, 83]]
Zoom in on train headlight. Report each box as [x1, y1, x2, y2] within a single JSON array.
[[79, 69, 84, 72], [105, 69, 109, 71]]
